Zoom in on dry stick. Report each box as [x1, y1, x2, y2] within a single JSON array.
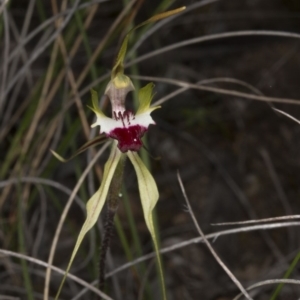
[[43, 143, 110, 300], [0, 27, 62, 208], [2, 20, 58, 167], [73, 221, 300, 299], [0, 36, 60, 209], [2, 0, 81, 100], [6, 13, 31, 87], [78, 70, 300, 110], [233, 279, 300, 300], [212, 215, 300, 226], [0, 177, 85, 212], [37, 2, 99, 114], [153, 77, 263, 106], [273, 108, 300, 125], [107, 222, 300, 278], [1, 0, 106, 69], [176, 171, 253, 300], [41, 3, 104, 179], [0, 2, 100, 206], [133, 75, 300, 106], [52, 0, 90, 139], [3, 10, 33, 127], [17, 85, 62, 207], [0, 1, 102, 195], [0, 249, 113, 300], [130, 30, 300, 68]]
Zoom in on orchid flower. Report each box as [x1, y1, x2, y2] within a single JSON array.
[[53, 6, 186, 300]]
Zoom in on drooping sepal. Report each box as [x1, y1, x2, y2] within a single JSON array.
[[127, 151, 167, 300], [55, 144, 123, 300], [50, 134, 107, 162]]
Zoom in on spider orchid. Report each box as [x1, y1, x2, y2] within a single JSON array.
[[53, 6, 186, 300], [90, 77, 159, 153]]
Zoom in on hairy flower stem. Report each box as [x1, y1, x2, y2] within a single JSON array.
[[98, 154, 126, 296]]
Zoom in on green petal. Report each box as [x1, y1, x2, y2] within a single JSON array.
[[55, 145, 122, 300], [50, 134, 107, 162], [127, 151, 166, 300], [88, 89, 106, 118], [136, 83, 160, 115]]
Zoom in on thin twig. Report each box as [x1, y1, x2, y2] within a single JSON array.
[[1, 0, 107, 69], [129, 30, 300, 68], [176, 171, 253, 300], [232, 279, 300, 300], [52, 0, 90, 139], [153, 77, 263, 106], [132, 75, 300, 106], [273, 108, 300, 125], [0, 249, 113, 300], [2, 0, 81, 99], [73, 221, 300, 298], [212, 215, 300, 226]]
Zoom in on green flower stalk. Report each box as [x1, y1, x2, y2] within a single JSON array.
[[52, 6, 186, 300]]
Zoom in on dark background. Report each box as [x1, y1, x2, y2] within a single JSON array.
[[2, 0, 300, 299]]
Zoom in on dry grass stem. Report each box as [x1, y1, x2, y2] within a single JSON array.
[[233, 279, 300, 300], [212, 215, 300, 226], [106, 221, 300, 279], [44, 142, 110, 300], [176, 171, 253, 300], [0, 249, 113, 300], [132, 75, 300, 105], [273, 108, 300, 125]]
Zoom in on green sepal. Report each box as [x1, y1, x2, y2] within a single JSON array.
[[127, 151, 166, 300], [87, 89, 106, 118], [55, 144, 123, 299], [50, 134, 107, 162], [112, 6, 186, 78], [136, 82, 160, 115]]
